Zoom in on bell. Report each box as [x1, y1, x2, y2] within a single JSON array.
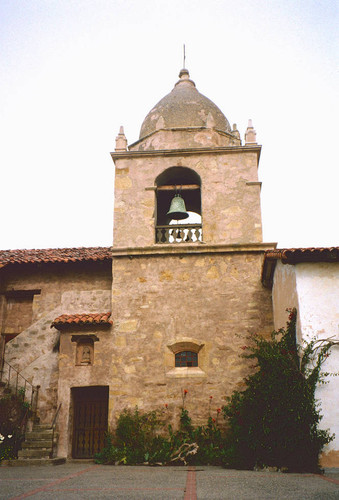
[[167, 194, 189, 220]]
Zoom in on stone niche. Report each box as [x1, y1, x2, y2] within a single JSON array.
[[71, 335, 99, 366]]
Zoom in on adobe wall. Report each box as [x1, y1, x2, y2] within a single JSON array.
[[272, 261, 339, 467], [110, 250, 273, 426], [271, 262, 301, 340], [113, 148, 262, 248], [295, 262, 339, 467], [1, 261, 111, 423]]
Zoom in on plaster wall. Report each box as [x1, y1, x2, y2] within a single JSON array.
[[272, 262, 301, 340], [272, 261, 339, 466], [295, 262, 339, 466], [113, 149, 262, 248]]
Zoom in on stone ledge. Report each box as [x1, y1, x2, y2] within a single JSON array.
[[111, 144, 262, 160], [166, 367, 206, 378], [112, 242, 277, 257]]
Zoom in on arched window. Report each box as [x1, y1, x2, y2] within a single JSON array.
[[155, 167, 202, 244], [175, 351, 198, 367]]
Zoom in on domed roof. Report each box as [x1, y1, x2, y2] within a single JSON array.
[[139, 69, 231, 139]]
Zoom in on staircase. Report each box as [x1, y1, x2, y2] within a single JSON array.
[[1, 360, 65, 466], [14, 423, 65, 466]]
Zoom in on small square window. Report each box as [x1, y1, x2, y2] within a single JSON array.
[[175, 351, 198, 367]]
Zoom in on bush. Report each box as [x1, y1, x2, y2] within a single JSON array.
[[95, 405, 225, 466], [0, 393, 30, 461], [222, 309, 335, 472], [95, 408, 170, 465]]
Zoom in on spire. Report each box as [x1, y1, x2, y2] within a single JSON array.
[[244, 119, 257, 145], [115, 126, 127, 152]]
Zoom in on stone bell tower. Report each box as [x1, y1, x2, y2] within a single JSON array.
[[109, 69, 275, 423]]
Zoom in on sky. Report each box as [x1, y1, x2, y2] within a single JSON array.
[[0, 0, 338, 250]]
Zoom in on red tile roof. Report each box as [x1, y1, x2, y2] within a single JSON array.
[[0, 247, 112, 269], [262, 246, 339, 288], [264, 247, 339, 263], [51, 312, 112, 329]]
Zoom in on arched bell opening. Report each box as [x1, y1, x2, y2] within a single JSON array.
[[155, 167, 202, 244]]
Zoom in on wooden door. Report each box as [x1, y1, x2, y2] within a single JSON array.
[[72, 386, 108, 458]]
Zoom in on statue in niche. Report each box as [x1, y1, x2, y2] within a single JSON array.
[[80, 344, 92, 365]]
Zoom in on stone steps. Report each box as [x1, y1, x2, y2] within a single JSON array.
[[22, 439, 54, 448], [1, 458, 66, 467], [16, 423, 63, 465]]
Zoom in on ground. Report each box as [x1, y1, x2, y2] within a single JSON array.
[[0, 463, 338, 499]]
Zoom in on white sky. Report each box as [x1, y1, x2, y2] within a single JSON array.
[[0, 0, 338, 250]]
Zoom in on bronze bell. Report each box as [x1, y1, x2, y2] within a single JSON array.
[[167, 194, 189, 220]]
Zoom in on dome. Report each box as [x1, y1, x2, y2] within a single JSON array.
[[139, 69, 231, 139]]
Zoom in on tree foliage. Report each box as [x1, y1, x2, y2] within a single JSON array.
[[222, 309, 335, 472]]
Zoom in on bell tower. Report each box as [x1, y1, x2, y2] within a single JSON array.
[[109, 69, 275, 423]]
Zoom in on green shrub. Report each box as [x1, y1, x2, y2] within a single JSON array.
[[95, 405, 225, 466], [95, 408, 169, 465], [0, 393, 30, 461], [222, 309, 335, 472]]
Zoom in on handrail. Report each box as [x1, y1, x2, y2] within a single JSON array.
[[0, 359, 40, 418], [50, 403, 62, 458], [51, 403, 62, 429]]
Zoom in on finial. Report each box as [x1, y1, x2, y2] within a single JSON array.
[[176, 67, 196, 88], [115, 125, 127, 152], [183, 44, 186, 69], [244, 119, 257, 145], [232, 123, 241, 142]]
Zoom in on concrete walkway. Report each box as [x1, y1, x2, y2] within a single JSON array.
[[0, 463, 338, 499]]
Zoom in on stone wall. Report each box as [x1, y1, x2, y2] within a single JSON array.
[[113, 147, 263, 248], [1, 261, 112, 424], [56, 326, 113, 457], [2, 295, 34, 336], [130, 128, 241, 151], [110, 250, 273, 427]]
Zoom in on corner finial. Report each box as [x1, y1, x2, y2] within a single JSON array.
[[244, 119, 257, 145], [115, 126, 127, 152]]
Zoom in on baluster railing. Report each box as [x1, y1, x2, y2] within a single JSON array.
[[156, 224, 202, 244], [0, 360, 40, 419]]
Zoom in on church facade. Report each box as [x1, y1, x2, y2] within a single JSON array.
[[0, 69, 338, 465]]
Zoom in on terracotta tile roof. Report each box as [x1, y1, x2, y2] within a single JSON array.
[[262, 246, 339, 288], [51, 312, 112, 329], [0, 247, 112, 269], [264, 247, 339, 263]]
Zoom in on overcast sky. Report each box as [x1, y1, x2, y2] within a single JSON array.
[[0, 0, 338, 250]]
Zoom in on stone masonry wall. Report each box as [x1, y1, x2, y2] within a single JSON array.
[[113, 148, 262, 248], [110, 251, 273, 427], [1, 261, 111, 423]]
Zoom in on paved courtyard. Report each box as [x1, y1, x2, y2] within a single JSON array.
[[0, 463, 338, 499]]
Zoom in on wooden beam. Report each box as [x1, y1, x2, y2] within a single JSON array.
[[157, 184, 200, 191]]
